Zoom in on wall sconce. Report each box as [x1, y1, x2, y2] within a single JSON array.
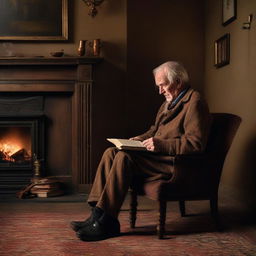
[[82, 0, 104, 17], [242, 14, 253, 29]]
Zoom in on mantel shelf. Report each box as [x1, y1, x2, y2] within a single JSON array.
[[0, 56, 103, 66]]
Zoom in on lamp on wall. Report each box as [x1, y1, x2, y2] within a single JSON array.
[[82, 0, 105, 17], [242, 14, 253, 29]]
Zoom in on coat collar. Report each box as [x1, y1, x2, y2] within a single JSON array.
[[160, 87, 194, 125], [177, 87, 194, 104], [168, 86, 192, 110]]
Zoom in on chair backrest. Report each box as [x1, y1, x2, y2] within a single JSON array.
[[204, 113, 241, 190], [206, 113, 241, 158]]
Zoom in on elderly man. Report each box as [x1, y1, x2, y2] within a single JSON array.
[[70, 61, 211, 241]]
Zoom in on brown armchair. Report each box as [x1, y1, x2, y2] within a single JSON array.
[[129, 113, 241, 239]]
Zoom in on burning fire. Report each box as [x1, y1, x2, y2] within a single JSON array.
[[0, 142, 21, 162], [0, 127, 32, 164], [0, 139, 31, 163]]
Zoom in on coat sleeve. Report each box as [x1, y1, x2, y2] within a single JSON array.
[[160, 98, 211, 155]]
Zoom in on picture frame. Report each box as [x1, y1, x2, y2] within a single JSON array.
[[0, 0, 68, 41], [222, 0, 237, 26], [214, 34, 230, 68]]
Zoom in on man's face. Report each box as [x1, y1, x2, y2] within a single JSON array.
[[154, 70, 176, 102]]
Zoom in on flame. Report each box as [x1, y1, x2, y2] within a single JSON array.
[[0, 127, 32, 163], [0, 141, 21, 162], [0, 140, 31, 162], [1, 142, 21, 155]]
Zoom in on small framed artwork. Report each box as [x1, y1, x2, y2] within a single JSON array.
[[214, 34, 230, 68], [0, 0, 68, 41], [222, 0, 237, 26]]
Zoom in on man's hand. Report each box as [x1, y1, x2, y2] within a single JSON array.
[[142, 137, 162, 152]]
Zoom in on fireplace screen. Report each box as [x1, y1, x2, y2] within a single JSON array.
[[0, 126, 32, 167]]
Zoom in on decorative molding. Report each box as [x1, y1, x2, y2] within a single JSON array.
[[72, 82, 92, 187]]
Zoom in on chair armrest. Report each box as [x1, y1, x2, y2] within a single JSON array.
[[169, 153, 213, 185], [174, 153, 211, 167]]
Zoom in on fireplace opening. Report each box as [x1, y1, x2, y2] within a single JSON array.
[[0, 118, 45, 170], [0, 96, 46, 194], [0, 126, 32, 167], [0, 117, 45, 194]]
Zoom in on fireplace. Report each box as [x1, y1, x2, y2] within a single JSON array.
[[0, 97, 45, 193], [0, 57, 102, 194]]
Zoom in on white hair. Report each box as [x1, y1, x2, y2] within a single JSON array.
[[153, 61, 189, 85]]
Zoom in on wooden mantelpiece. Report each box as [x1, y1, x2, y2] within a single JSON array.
[[0, 56, 101, 65], [0, 57, 102, 192]]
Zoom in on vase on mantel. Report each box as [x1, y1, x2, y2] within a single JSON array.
[[78, 40, 87, 56]]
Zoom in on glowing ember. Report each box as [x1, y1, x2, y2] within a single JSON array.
[[1, 142, 20, 155], [0, 127, 32, 164], [0, 140, 31, 163]]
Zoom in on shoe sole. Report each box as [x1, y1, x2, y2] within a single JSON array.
[[77, 232, 120, 241]]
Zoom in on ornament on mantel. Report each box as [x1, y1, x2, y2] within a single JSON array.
[[78, 40, 87, 56]]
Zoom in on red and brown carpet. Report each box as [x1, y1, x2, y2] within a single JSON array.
[[0, 195, 256, 256]]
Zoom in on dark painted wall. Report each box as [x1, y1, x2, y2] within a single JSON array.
[[126, 0, 205, 138]]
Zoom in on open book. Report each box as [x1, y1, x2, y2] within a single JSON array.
[[107, 138, 147, 151]]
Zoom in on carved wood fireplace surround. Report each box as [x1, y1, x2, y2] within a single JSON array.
[[0, 57, 102, 193]]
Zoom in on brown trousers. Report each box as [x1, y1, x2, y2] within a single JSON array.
[[87, 147, 174, 218]]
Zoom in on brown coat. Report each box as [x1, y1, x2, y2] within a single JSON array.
[[137, 88, 211, 155]]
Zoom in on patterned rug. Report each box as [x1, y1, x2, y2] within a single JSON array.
[[0, 199, 256, 256]]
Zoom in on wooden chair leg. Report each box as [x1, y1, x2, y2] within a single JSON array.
[[129, 189, 137, 228], [157, 200, 167, 239], [179, 200, 186, 217]]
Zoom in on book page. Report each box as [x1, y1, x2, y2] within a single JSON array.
[[107, 138, 146, 150]]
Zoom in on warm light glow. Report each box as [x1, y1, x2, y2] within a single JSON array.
[[1, 142, 21, 155], [0, 128, 32, 163], [0, 142, 22, 161]]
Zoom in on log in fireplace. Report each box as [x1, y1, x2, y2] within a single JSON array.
[[0, 57, 102, 194]]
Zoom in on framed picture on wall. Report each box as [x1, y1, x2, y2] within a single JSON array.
[[222, 0, 237, 26], [0, 0, 68, 41], [214, 34, 230, 68]]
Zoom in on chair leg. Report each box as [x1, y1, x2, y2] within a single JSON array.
[[179, 200, 186, 217], [157, 200, 167, 239], [129, 189, 137, 228]]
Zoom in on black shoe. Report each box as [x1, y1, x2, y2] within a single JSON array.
[[76, 212, 120, 241], [70, 207, 103, 232]]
